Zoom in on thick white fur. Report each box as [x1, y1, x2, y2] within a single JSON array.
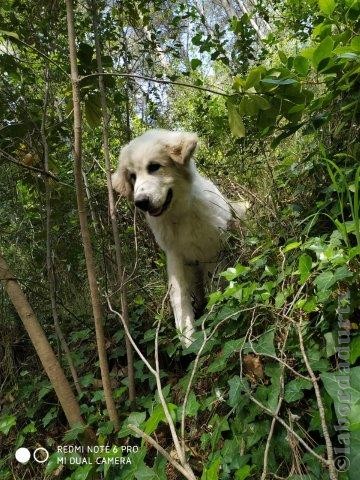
[[112, 129, 246, 347]]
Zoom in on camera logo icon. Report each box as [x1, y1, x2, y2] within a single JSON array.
[[15, 447, 49, 464]]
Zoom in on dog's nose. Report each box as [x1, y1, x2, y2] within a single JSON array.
[[135, 196, 150, 212]]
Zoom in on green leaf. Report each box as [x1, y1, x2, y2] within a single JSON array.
[[0, 415, 16, 435], [261, 77, 297, 85], [246, 329, 276, 356], [318, 0, 336, 15], [252, 95, 271, 110], [184, 391, 200, 417], [283, 241, 301, 253], [84, 93, 102, 128], [239, 96, 258, 116], [350, 336, 360, 364], [314, 270, 334, 291], [118, 411, 146, 438], [70, 464, 94, 480], [190, 58, 202, 70], [201, 457, 221, 480], [298, 253, 313, 283], [244, 67, 263, 90], [144, 404, 166, 434], [227, 101, 245, 138], [294, 56, 309, 75], [135, 464, 156, 480], [324, 332, 337, 357], [45, 452, 64, 475], [312, 36, 334, 68], [221, 264, 250, 281], [284, 378, 312, 403], [235, 465, 251, 480], [0, 30, 19, 39], [321, 367, 360, 430], [228, 376, 249, 407], [63, 423, 88, 442]]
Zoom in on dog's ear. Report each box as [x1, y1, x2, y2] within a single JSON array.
[[111, 147, 133, 198], [166, 132, 198, 165]]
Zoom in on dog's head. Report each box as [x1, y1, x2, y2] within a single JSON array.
[[111, 129, 198, 217]]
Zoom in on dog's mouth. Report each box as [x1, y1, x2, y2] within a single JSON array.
[[149, 189, 173, 217]]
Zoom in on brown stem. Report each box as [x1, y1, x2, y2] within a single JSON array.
[[90, 0, 135, 402], [65, 0, 119, 429], [297, 321, 337, 480], [41, 66, 82, 396], [0, 255, 95, 443]]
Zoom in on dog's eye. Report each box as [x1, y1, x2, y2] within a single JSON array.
[[130, 172, 136, 182], [147, 163, 161, 174]]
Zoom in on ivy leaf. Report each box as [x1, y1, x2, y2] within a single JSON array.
[[226, 100, 245, 138], [184, 391, 200, 417], [71, 464, 94, 480], [221, 264, 250, 281], [350, 336, 360, 364], [201, 457, 221, 480], [118, 411, 146, 438], [228, 376, 248, 407], [245, 330, 276, 356], [235, 465, 251, 480], [321, 367, 360, 430], [318, 0, 336, 16], [135, 464, 156, 480], [0, 414, 16, 435], [284, 378, 312, 403]]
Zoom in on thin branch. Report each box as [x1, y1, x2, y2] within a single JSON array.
[[14, 37, 68, 76], [0, 148, 62, 182], [297, 321, 337, 480], [107, 295, 196, 480], [260, 326, 290, 480], [247, 393, 329, 467], [79, 72, 229, 97], [128, 425, 195, 480]]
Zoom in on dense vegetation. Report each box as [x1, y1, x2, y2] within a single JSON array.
[[0, 0, 359, 479]]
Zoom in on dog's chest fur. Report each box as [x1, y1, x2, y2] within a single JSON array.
[[147, 176, 231, 264]]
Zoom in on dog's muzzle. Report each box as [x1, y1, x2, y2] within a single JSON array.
[[135, 189, 173, 217]]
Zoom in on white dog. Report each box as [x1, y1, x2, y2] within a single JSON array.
[[112, 129, 247, 347]]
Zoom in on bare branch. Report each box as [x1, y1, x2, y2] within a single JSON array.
[[297, 320, 337, 479], [128, 425, 196, 480]]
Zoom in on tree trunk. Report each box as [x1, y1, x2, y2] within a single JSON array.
[[41, 66, 82, 396], [65, 0, 120, 429], [90, 0, 135, 402], [0, 254, 95, 442]]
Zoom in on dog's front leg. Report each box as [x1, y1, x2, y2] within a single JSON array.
[[167, 254, 195, 347]]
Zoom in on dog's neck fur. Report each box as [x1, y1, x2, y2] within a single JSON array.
[[147, 162, 232, 264]]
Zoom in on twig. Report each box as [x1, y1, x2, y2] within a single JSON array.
[[128, 425, 195, 480], [297, 321, 337, 479], [0, 148, 62, 182], [107, 295, 196, 480], [181, 307, 256, 452], [79, 72, 229, 97], [247, 393, 329, 467], [260, 326, 289, 480]]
